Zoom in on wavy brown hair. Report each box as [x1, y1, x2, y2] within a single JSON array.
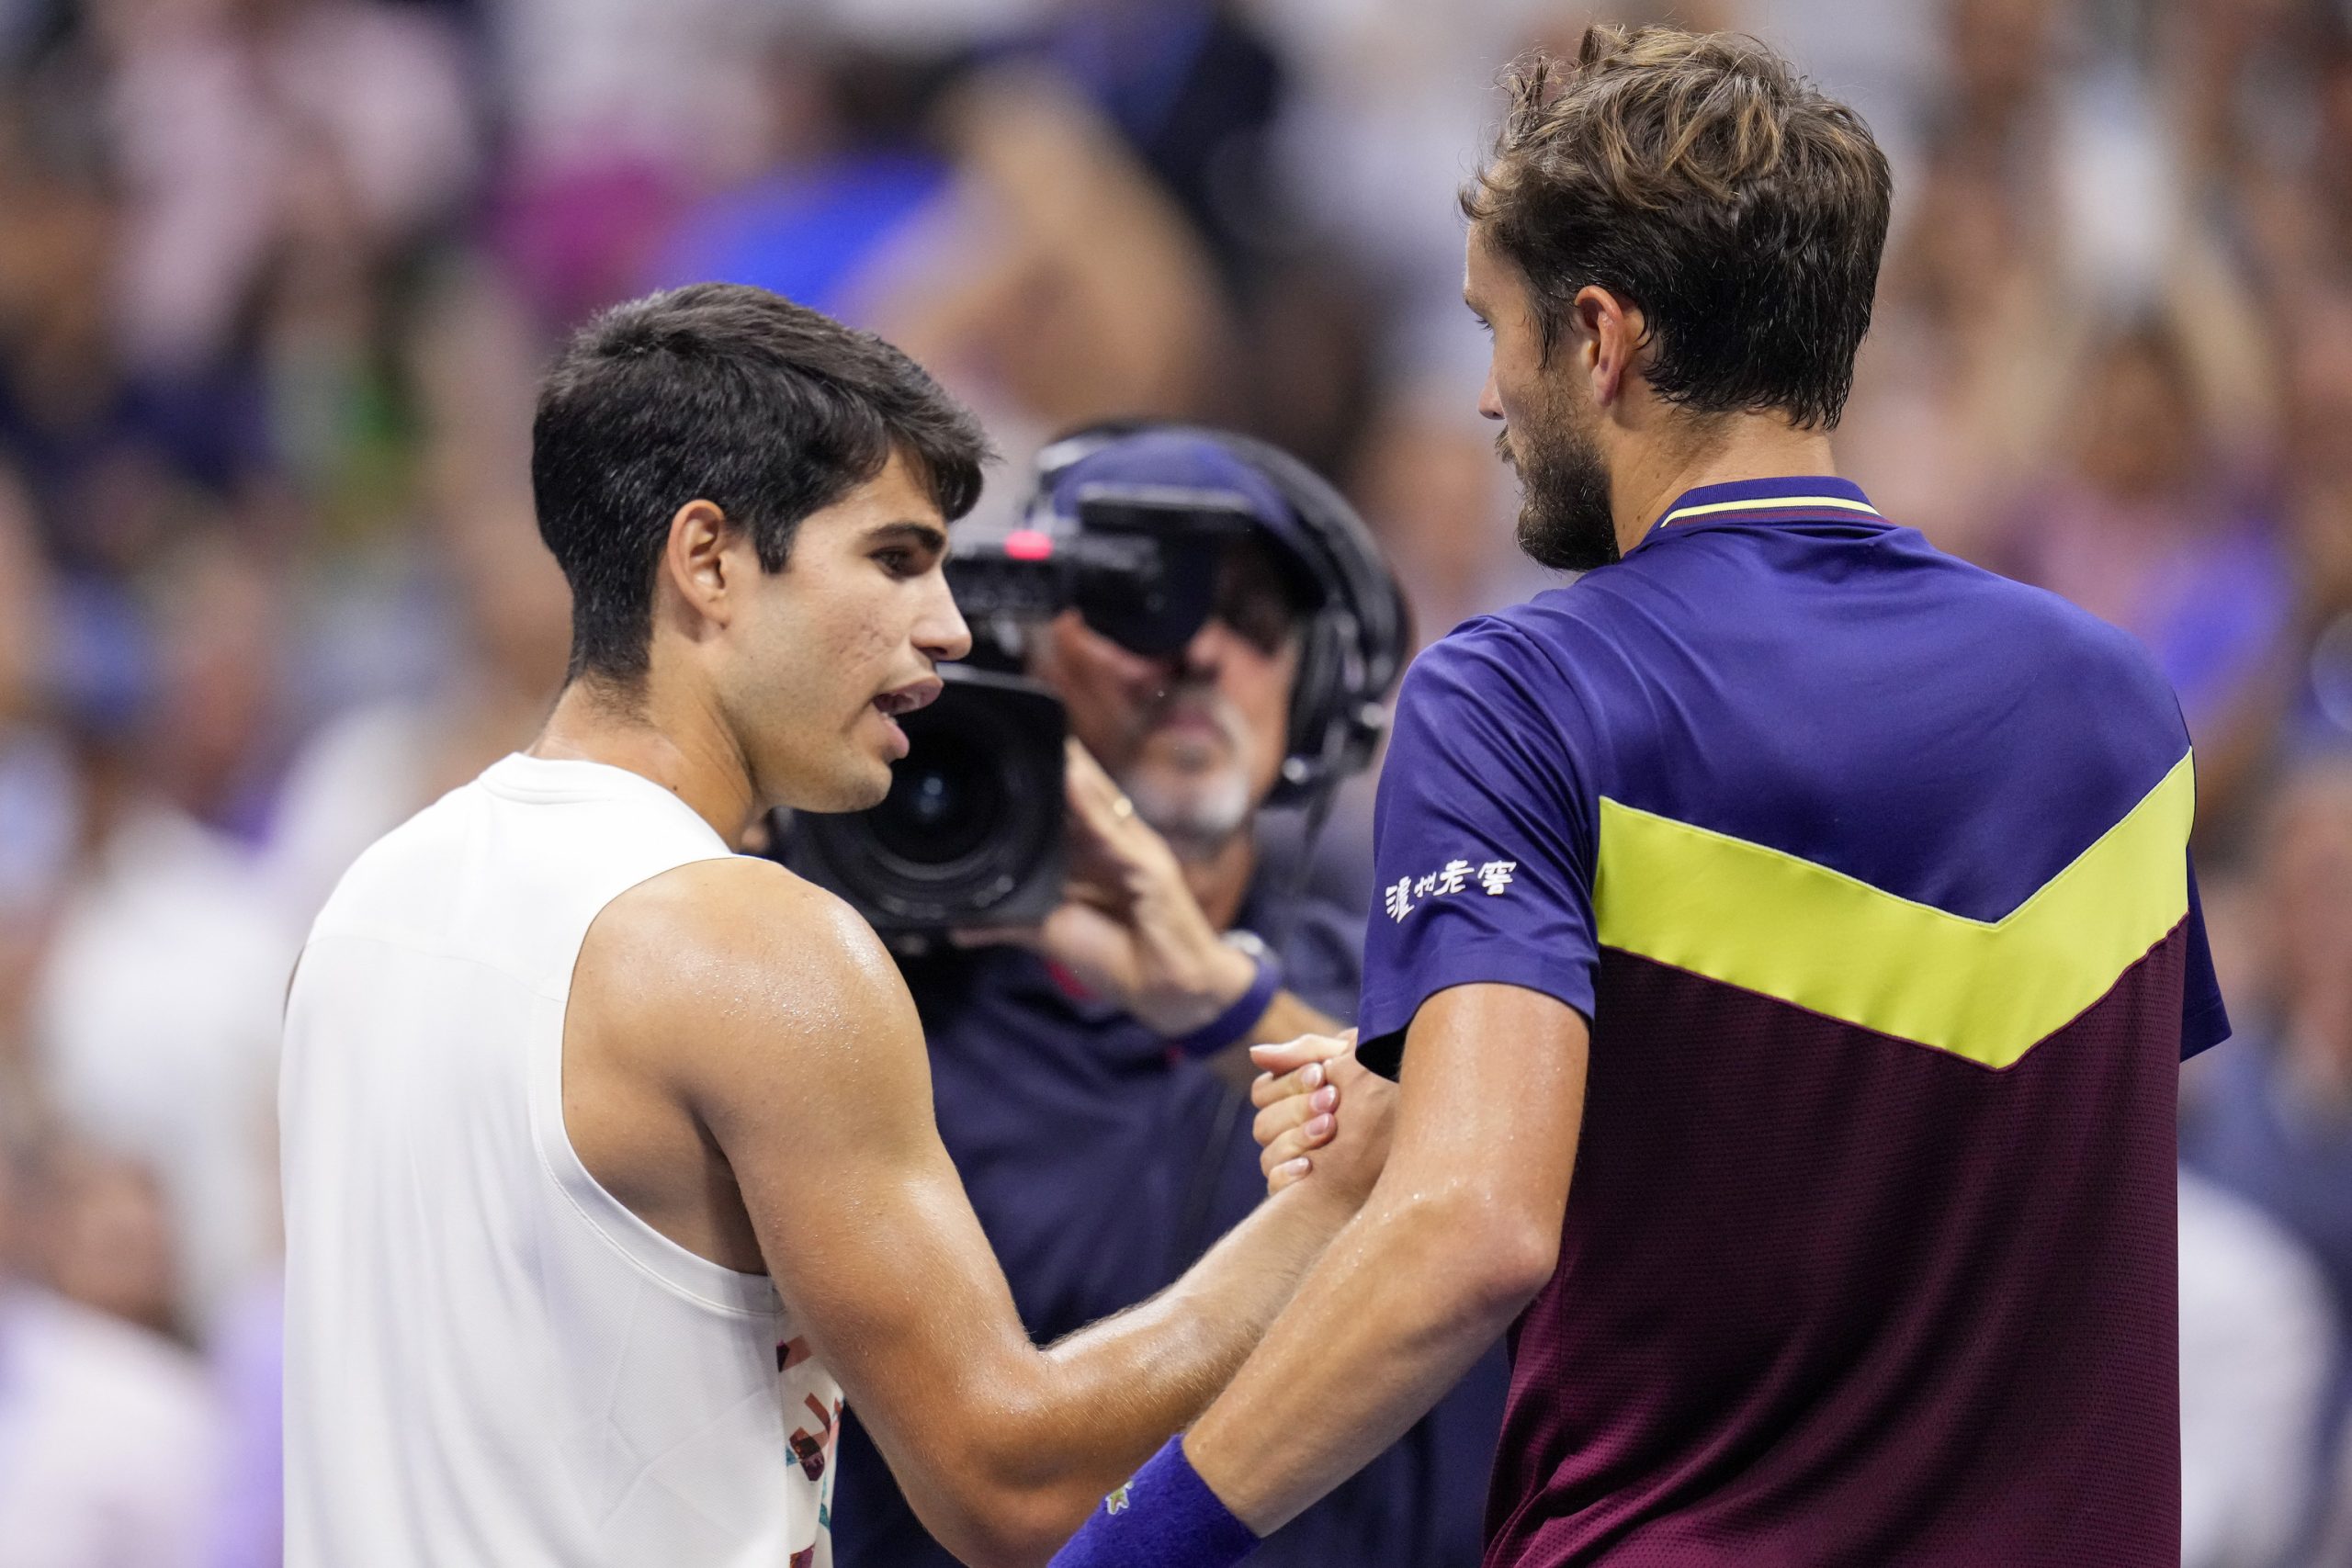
[[1463, 27, 1891, 429]]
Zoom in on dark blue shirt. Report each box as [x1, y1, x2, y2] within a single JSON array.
[[831, 872, 1507, 1568]]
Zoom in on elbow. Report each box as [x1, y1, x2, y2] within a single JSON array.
[[900, 1408, 1093, 1568], [926, 1486, 1078, 1568], [1481, 1218, 1561, 1314], [1411, 1190, 1559, 1325]]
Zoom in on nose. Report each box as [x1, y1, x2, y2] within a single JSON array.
[[1175, 612, 1229, 681], [1477, 365, 1505, 423], [1122, 613, 1227, 702], [919, 575, 972, 663]]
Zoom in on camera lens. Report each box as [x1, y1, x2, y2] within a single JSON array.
[[868, 733, 1001, 867], [785, 666, 1069, 933]]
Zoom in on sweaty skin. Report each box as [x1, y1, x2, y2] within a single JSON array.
[[542, 457, 1391, 1568]]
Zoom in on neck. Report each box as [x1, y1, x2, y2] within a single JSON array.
[[1610, 413, 1840, 558], [529, 674, 763, 845], [1182, 828, 1258, 932]]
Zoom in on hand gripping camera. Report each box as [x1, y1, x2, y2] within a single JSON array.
[[784, 424, 1410, 941]]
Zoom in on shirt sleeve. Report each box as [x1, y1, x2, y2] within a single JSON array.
[[2181, 856, 2231, 1060], [1357, 622, 1600, 1078]]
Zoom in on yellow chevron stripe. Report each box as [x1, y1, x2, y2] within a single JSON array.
[[1591, 753, 2195, 1068], [1656, 494, 1883, 528]]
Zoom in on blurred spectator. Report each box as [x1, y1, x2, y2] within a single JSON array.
[[863, 66, 1238, 514], [2002, 317, 2291, 750], [89, 0, 475, 378], [2317, 1431, 2352, 1568], [2273, 293, 2352, 760], [30, 534, 292, 1337], [2183, 756, 2352, 1430], [266, 267, 571, 928], [2180, 1165, 2337, 1568], [1838, 126, 2075, 561], [22, 1135, 183, 1340], [203, 1271, 282, 1568], [0, 468, 74, 1107], [650, 38, 960, 324], [0, 1128, 223, 1568]]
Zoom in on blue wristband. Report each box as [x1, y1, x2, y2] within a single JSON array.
[[1048, 1437, 1260, 1568], [1169, 945, 1283, 1059]]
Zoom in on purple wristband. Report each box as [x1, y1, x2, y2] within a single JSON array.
[[1048, 1437, 1260, 1568], [1169, 948, 1283, 1058]]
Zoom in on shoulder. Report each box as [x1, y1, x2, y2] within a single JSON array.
[[1385, 598, 1625, 795], [590, 854, 912, 1043], [310, 777, 481, 931], [1944, 556, 2188, 728], [1397, 607, 1566, 723], [576, 857, 934, 1157], [1407, 570, 1704, 722]]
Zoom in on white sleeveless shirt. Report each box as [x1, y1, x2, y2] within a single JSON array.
[[282, 755, 842, 1567]]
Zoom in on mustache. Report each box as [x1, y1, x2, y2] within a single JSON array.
[[1495, 428, 1517, 468], [1138, 683, 1251, 749]]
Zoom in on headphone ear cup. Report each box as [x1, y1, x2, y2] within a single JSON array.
[[1277, 613, 1346, 804]]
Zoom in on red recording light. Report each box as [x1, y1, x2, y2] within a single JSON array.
[[1003, 529, 1055, 561]]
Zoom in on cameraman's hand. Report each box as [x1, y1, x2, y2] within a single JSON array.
[[1250, 1032, 1391, 1203], [958, 739, 1257, 1037]]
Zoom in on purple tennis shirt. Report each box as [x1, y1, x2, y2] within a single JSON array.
[[1359, 477, 2229, 1566]]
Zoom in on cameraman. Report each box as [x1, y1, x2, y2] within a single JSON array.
[[831, 428, 1506, 1568]]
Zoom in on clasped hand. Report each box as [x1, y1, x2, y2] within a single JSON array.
[[1248, 1030, 1394, 1201]]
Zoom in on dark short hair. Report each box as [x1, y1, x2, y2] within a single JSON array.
[[1462, 27, 1891, 429], [532, 283, 991, 685]]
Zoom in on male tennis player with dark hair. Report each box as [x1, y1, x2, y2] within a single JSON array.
[[278, 282, 1394, 1568], [1056, 26, 2231, 1568]]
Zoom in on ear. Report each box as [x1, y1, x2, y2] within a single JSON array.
[[660, 499, 738, 631], [1569, 286, 1645, 411]]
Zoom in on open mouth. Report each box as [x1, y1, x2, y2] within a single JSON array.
[[873, 678, 944, 719]]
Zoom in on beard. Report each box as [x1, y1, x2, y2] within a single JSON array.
[[1121, 689, 1258, 861], [1498, 400, 1619, 572]]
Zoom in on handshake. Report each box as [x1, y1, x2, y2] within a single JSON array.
[[1247, 1029, 1395, 1202]]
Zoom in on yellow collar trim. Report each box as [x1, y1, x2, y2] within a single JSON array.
[[1656, 494, 1883, 530]]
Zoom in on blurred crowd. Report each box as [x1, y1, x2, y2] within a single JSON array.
[[0, 0, 2347, 1564]]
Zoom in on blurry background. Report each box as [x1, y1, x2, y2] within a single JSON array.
[[0, 0, 2347, 1564]]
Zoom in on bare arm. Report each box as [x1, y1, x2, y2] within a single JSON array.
[[633, 859, 1383, 1568], [1223, 988, 1341, 1054], [1183, 983, 1589, 1531]]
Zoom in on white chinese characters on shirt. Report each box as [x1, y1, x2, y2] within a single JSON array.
[[1386, 858, 1517, 921]]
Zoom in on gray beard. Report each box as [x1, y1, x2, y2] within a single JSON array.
[[1125, 765, 1252, 863]]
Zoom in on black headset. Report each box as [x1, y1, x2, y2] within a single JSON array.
[[1030, 420, 1414, 810]]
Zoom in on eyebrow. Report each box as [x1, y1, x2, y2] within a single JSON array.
[[864, 520, 949, 553]]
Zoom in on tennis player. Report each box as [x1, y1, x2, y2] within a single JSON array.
[[1057, 27, 2230, 1568], [277, 284, 1391, 1568]]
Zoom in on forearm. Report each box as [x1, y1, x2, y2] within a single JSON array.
[[977, 1176, 1359, 1550], [1206, 990, 1344, 1086], [1182, 1187, 1545, 1533], [1245, 989, 1340, 1050], [1052, 987, 1585, 1565]]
